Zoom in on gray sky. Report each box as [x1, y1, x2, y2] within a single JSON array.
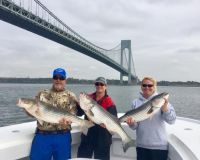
[[1, 0, 200, 82]]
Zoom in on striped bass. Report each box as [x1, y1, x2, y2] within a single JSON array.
[[119, 92, 169, 123], [17, 98, 94, 129], [79, 93, 134, 152]]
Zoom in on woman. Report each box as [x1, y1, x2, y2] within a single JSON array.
[[77, 77, 117, 160], [126, 76, 176, 160]]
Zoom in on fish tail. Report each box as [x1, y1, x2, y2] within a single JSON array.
[[84, 120, 94, 128], [80, 121, 94, 135], [122, 136, 135, 152], [80, 120, 94, 130]]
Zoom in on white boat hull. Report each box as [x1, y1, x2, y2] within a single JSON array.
[[0, 115, 200, 160]]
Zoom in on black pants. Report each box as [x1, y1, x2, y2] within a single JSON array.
[[77, 133, 111, 160], [136, 147, 168, 160]]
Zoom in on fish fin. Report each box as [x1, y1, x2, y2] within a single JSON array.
[[35, 96, 39, 105], [35, 107, 41, 116], [110, 131, 115, 135], [87, 110, 94, 117], [80, 120, 94, 135], [122, 137, 135, 152], [81, 120, 94, 129], [87, 120, 95, 128], [37, 119, 44, 125], [147, 106, 154, 114], [82, 128, 88, 135], [149, 114, 154, 120]]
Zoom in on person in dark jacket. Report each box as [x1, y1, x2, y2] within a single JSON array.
[[77, 77, 117, 160]]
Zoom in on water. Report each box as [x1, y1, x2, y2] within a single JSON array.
[[0, 83, 200, 127]]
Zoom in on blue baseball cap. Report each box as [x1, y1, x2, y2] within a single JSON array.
[[53, 68, 67, 78]]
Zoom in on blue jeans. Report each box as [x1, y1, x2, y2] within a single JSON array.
[[30, 131, 71, 160]]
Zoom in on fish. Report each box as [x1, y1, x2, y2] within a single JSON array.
[[79, 93, 134, 152], [119, 92, 169, 123], [16, 98, 94, 129]]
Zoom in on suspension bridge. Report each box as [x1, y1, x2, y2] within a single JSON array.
[[0, 0, 138, 84]]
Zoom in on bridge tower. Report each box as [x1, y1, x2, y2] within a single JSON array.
[[120, 40, 133, 85]]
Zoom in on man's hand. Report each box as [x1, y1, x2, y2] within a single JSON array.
[[100, 123, 106, 128], [59, 118, 72, 125]]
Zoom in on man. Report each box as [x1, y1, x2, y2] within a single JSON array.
[[30, 68, 82, 160]]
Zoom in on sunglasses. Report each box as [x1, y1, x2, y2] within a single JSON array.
[[95, 83, 105, 86], [53, 76, 65, 81], [142, 84, 154, 88]]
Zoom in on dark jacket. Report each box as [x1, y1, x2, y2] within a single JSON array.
[[89, 92, 117, 118], [81, 92, 117, 147]]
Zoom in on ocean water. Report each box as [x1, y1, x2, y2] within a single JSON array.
[[0, 83, 200, 127]]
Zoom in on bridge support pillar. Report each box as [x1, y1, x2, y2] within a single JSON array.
[[121, 40, 132, 85], [120, 73, 123, 84]]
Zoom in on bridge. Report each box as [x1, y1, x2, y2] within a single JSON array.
[[0, 0, 138, 84]]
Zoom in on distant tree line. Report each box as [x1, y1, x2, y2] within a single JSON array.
[[0, 77, 200, 86], [157, 80, 200, 87], [0, 77, 123, 85], [137, 80, 200, 87]]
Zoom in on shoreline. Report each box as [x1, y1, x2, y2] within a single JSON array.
[[0, 77, 200, 87]]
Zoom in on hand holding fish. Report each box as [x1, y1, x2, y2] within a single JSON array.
[[126, 117, 136, 126], [100, 123, 106, 128], [59, 118, 72, 125], [161, 98, 169, 113]]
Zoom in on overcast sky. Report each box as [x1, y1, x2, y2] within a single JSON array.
[[1, 0, 200, 82]]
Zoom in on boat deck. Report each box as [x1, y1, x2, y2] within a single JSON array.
[[0, 116, 200, 160]]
